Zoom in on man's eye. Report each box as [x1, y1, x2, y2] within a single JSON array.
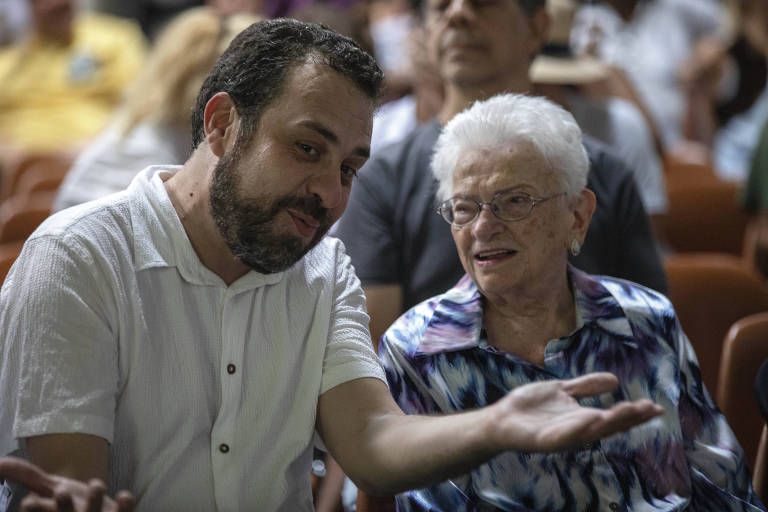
[[298, 143, 318, 155], [341, 165, 358, 179]]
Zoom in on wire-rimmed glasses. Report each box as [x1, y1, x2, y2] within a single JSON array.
[[437, 190, 565, 227]]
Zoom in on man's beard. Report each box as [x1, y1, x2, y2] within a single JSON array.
[[209, 148, 332, 274]]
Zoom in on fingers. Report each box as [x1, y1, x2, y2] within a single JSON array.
[[0, 457, 56, 498], [560, 372, 619, 398], [115, 491, 135, 512], [54, 490, 75, 512], [85, 479, 105, 512], [21, 494, 56, 511], [583, 399, 664, 441]]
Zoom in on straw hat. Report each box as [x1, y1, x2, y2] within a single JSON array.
[[529, 0, 608, 84]]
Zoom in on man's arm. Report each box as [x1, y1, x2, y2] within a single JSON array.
[[316, 374, 663, 496], [363, 285, 403, 350], [26, 434, 108, 483]]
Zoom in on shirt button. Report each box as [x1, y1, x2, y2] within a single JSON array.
[[219, 443, 230, 454], [609, 502, 620, 511], [226, 364, 236, 374]]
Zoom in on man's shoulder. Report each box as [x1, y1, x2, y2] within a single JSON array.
[[359, 120, 441, 180], [583, 134, 637, 193], [31, 191, 132, 243], [293, 236, 349, 283], [583, 135, 633, 178]]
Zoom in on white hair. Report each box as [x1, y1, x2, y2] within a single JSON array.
[[431, 93, 589, 202]]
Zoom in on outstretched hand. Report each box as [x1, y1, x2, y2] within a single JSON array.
[[489, 372, 664, 452], [0, 457, 134, 512]]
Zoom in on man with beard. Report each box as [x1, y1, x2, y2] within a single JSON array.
[[0, 18, 662, 512]]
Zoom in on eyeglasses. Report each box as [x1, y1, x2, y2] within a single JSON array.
[[437, 190, 565, 227]]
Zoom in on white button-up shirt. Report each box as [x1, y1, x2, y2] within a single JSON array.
[[0, 166, 385, 511]]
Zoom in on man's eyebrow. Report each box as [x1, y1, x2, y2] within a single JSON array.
[[299, 120, 370, 159]]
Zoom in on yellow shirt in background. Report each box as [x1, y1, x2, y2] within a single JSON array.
[[0, 13, 146, 152]]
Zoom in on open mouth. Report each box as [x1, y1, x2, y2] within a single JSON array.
[[475, 249, 517, 262]]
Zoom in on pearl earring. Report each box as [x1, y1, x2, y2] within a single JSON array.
[[569, 239, 581, 256]]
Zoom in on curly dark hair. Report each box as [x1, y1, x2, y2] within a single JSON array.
[[190, 18, 383, 149]]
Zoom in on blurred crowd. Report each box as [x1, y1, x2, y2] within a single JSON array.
[[0, 0, 766, 224]]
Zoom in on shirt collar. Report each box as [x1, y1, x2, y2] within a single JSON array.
[[416, 265, 634, 355], [128, 166, 284, 289]]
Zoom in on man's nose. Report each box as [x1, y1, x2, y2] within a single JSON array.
[[445, 0, 474, 22], [307, 170, 343, 210]]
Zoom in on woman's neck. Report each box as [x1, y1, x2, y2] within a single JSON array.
[[482, 278, 577, 366]]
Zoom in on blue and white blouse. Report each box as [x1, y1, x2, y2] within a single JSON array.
[[380, 267, 765, 511]]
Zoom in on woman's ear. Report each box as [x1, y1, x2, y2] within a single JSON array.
[[571, 189, 597, 245], [203, 92, 239, 157]]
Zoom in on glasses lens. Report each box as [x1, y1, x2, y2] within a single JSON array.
[[442, 198, 477, 225], [493, 192, 534, 221]]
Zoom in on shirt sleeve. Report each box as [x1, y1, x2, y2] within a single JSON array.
[[674, 318, 765, 510], [0, 233, 120, 455], [319, 244, 386, 395]]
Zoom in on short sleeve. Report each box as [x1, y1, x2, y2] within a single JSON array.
[[319, 245, 386, 395], [0, 233, 119, 455]]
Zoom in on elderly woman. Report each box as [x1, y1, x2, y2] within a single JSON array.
[[380, 94, 764, 511]]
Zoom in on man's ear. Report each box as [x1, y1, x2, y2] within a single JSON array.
[[203, 92, 239, 157], [526, 7, 550, 61], [571, 189, 596, 246]]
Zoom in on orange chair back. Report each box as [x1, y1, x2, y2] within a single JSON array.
[[0, 192, 54, 244], [665, 253, 768, 394], [717, 312, 768, 468], [1, 152, 73, 201], [755, 425, 768, 501], [14, 162, 69, 197], [656, 180, 750, 255], [0, 241, 23, 284]]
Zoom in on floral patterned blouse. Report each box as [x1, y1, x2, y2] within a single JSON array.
[[380, 267, 765, 512]]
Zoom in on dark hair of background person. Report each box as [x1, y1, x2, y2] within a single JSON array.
[[190, 17, 384, 149], [515, 0, 546, 15]]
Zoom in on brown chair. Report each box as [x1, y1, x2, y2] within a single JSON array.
[[0, 241, 23, 284], [0, 151, 73, 201], [656, 180, 751, 255], [0, 192, 54, 243], [665, 253, 768, 394], [13, 161, 69, 197], [754, 425, 768, 501], [717, 312, 768, 468]]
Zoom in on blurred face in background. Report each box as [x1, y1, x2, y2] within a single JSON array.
[[425, 0, 546, 90], [29, 0, 74, 43], [207, 0, 263, 16]]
